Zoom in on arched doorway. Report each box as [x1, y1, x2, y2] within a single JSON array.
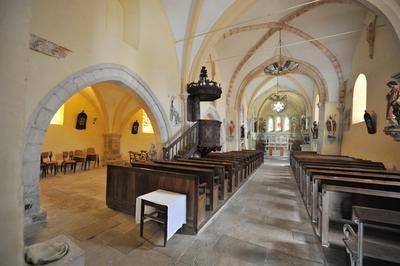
[[23, 64, 171, 224]]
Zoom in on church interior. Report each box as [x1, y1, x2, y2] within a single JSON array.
[[1, 0, 400, 265]]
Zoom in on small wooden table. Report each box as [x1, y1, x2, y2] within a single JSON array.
[[346, 206, 400, 266], [135, 190, 186, 246]]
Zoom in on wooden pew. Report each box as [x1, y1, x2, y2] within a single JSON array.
[[207, 150, 263, 179], [294, 158, 385, 193], [312, 174, 400, 221], [152, 160, 229, 201], [310, 176, 400, 245], [106, 164, 206, 233], [320, 184, 400, 247], [177, 158, 237, 193], [304, 168, 400, 209], [343, 206, 400, 265], [131, 161, 219, 211], [188, 157, 241, 189], [207, 154, 247, 182]]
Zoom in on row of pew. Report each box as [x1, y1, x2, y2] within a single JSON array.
[[290, 151, 400, 265], [106, 150, 264, 234]]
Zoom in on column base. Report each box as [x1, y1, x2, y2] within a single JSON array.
[[25, 208, 47, 225]]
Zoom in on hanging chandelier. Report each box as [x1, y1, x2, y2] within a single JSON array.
[[269, 77, 287, 113], [264, 29, 299, 76]]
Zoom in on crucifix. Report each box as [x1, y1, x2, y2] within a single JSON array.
[[366, 15, 378, 59]]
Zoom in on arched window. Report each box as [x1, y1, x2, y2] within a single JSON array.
[[314, 95, 319, 123], [141, 109, 154, 134], [267, 117, 274, 132], [50, 105, 64, 125], [352, 74, 367, 124], [283, 117, 290, 131], [275, 116, 282, 131]]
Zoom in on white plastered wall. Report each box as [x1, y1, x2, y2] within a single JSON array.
[[341, 15, 400, 169]]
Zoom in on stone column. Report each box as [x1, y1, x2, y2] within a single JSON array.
[[103, 133, 122, 164], [336, 103, 345, 154], [180, 92, 189, 129], [1, 1, 32, 264]]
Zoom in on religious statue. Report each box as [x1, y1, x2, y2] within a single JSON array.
[[169, 96, 181, 125], [228, 120, 235, 137], [364, 110, 376, 134], [326, 115, 337, 138], [240, 125, 245, 139], [131, 120, 139, 134], [385, 81, 400, 126], [75, 110, 87, 130], [311, 121, 318, 139], [149, 144, 157, 160], [301, 115, 307, 131]]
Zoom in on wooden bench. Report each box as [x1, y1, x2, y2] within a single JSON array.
[[207, 154, 247, 182], [292, 156, 385, 195], [318, 182, 400, 246], [304, 169, 400, 210], [198, 157, 243, 185], [208, 151, 262, 179], [131, 161, 219, 211], [343, 206, 400, 266], [152, 160, 229, 200], [177, 158, 236, 193], [106, 164, 206, 233]]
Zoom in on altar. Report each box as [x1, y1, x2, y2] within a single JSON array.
[[265, 133, 292, 157]]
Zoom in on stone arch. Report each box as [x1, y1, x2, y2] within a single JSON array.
[[234, 56, 328, 110], [22, 64, 171, 224], [224, 22, 344, 102], [247, 75, 313, 117], [255, 89, 311, 119]]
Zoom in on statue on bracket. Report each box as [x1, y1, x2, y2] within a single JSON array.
[[169, 96, 181, 125], [364, 110, 376, 134], [311, 121, 318, 139], [149, 144, 157, 160], [326, 115, 337, 139], [385, 81, 400, 126], [75, 110, 87, 130], [228, 120, 235, 137], [240, 125, 245, 139], [131, 120, 139, 134], [384, 79, 400, 141]]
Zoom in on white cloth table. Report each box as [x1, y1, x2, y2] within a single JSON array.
[[135, 189, 186, 241]]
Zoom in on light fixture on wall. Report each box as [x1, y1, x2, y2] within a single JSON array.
[[264, 29, 299, 76]]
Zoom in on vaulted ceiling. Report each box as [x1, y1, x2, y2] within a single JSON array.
[[161, 0, 376, 113]]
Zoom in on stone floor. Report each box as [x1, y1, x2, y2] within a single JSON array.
[[25, 158, 345, 265]]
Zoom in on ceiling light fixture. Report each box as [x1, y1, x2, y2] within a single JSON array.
[[269, 76, 287, 113], [264, 29, 299, 76]]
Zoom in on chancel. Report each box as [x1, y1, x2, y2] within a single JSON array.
[[1, 1, 400, 265]]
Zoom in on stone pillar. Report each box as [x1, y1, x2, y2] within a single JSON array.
[[103, 133, 122, 163], [187, 95, 200, 122], [180, 92, 189, 129], [0, 0, 32, 264], [336, 103, 345, 154]]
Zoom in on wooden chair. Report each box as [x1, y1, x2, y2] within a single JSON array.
[[61, 151, 76, 174], [86, 147, 99, 169], [40, 152, 58, 176], [73, 150, 86, 170]]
